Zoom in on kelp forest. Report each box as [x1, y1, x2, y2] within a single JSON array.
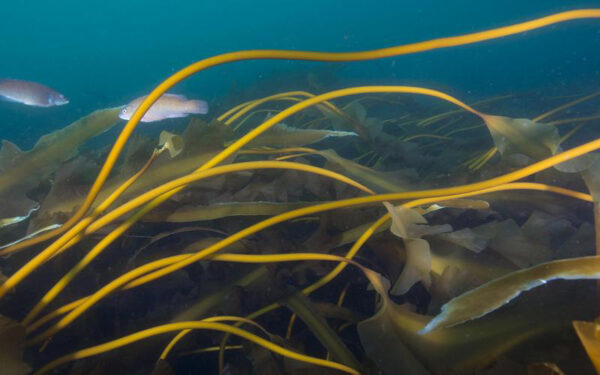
[[1, 9, 600, 375]]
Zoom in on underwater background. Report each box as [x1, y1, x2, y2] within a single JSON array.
[[3, 1, 600, 375], [1, 0, 600, 147]]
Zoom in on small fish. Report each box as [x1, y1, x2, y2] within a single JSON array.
[[0, 78, 69, 107], [119, 93, 209, 123]]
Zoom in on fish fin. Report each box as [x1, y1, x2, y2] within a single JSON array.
[[188, 100, 209, 114]]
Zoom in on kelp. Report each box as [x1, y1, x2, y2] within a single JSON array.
[[357, 266, 579, 375], [171, 267, 268, 321], [126, 226, 228, 267], [3, 10, 600, 375], [572, 320, 600, 373], [427, 265, 478, 315], [527, 363, 566, 375], [0, 107, 120, 227], [384, 202, 451, 295], [318, 149, 417, 193], [143, 201, 320, 222], [428, 199, 490, 211], [435, 228, 488, 253], [283, 292, 360, 370], [0, 315, 31, 375], [151, 360, 175, 375], [158, 131, 184, 158], [430, 240, 518, 283], [422, 255, 600, 333], [245, 122, 357, 147], [246, 146, 415, 194], [481, 115, 560, 160], [477, 219, 552, 268], [28, 119, 233, 232], [321, 101, 372, 141], [471, 91, 600, 170], [328, 101, 425, 163]]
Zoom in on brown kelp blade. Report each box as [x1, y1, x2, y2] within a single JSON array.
[[357, 268, 572, 375], [0, 315, 31, 375], [422, 256, 600, 333], [27, 119, 232, 233], [318, 149, 415, 193], [143, 201, 320, 223], [158, 131, 184, 158], [284, 292, 360, 370], [384, 202, 451, 295], [245, 122, 357, 147], [481, 114, 560, 160], [0, 107, 121, 228], [572, 320, 600, 373]]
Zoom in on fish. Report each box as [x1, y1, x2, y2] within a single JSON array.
[[0, 78, 69, 107], [119, 93, 209, 122]]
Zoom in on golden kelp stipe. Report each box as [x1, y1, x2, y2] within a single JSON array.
[[0, 8, 597, 308], [16, 97, 600, 370], [24, 182, 591, 343], [0, 85, 511, 307], [1, 8, 600, 375], [33, 321, 360, 375], [21, 160, 376, 327], [5, 8, 600, 255]]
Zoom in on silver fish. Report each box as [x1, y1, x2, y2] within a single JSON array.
[[0, 78, 69, 107], [119, 93, 209, 123]]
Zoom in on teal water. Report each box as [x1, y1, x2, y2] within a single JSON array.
[[1, 0, 599, 147]]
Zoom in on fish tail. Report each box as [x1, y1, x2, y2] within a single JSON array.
[[188, 100, 209, 114]]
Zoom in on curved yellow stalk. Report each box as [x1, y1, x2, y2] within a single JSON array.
[[218, 90, 345, 125], [402, 134, 451, 142], [159, 315, 272, 360], [550, 113, 600, 126], [0, 148, 162, 260], [178, 345, 243, 356], [225, 96, 302, 125], [470, 147, 499, 171], [216, 181, 594, 368], [0, 84, 485, 303], [33, 321, 359, 375], [231, 107, 287, 131], [22, 161, 376, 325], [25, 182, 592, 345], [444, 124, 485, 137], [534, 91, 600, 122], [559, 123, 585, 145], [5, 8, 597, 258]]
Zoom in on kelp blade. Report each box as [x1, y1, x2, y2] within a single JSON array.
[[572, 320, 600, 373], [0, 107, 121, 226], [422, 256, 600, 333]]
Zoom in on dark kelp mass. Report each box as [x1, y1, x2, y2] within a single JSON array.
[[2, 9, 600, 375]]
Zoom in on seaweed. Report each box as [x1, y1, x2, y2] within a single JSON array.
[[1, 9, 600, 375], [423, 256, 600, 333], [0, 108, 120, 227], [573, 320, 600, 373], [0, 315, 30, 375]]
